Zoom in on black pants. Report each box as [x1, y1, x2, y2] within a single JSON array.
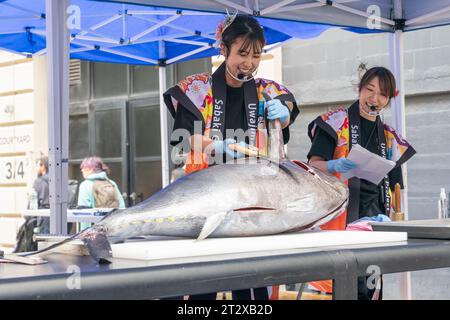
[[188, 287, 269, 300]]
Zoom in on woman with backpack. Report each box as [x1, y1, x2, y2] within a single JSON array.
[[78, 156, 125, 230]]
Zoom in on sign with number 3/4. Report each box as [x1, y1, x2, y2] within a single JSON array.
[[0, 156, 30, 184]]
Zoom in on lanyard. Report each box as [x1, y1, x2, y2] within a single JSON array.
[[347, 102, 390, 222], [364, 120, 378, 150], [211, 62, 259, 147]]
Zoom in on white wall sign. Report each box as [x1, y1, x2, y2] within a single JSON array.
[[0, 93, 34, 123], [0, 156, 31, 184], [0, 125, 33, 153]]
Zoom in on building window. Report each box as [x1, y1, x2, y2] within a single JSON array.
[[132, 65, 159, 94], [92, 62, 128, 99]]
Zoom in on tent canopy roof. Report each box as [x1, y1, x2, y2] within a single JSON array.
[[94, 0, 450, 32], [0, 0, 336, 65]]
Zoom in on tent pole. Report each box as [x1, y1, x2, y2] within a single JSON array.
[[389, 0, 412, 300], [166, 46, 211, 65], [159, 66, 170, 187], [46, 0, 69, 235], [390, 33, 407, 140], [130, 15, 180, 43], [390, 3, 409, 223], [159, 41, 170, 187]]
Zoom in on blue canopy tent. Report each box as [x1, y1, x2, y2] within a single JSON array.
[[0, 0, 334, 64], [0, 0, 336, 235], [97, 0, 450, 31]]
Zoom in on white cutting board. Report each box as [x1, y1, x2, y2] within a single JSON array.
[[111, 230, 407, 261]]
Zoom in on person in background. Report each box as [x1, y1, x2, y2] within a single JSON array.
[[77, 156, 125, 230], [33, 156, 50, 210], [14, 157, 50, 252]]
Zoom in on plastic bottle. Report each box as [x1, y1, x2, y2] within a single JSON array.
[[439, 188, 448, 219], [448, 192, 450, 219], [29, 189, 38, 210]]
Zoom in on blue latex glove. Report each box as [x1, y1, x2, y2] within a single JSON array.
[[266, 99, 289, 123], [213, 139, 245, 158], [327, 158, 357, 173], [356, 214, 391, 223]]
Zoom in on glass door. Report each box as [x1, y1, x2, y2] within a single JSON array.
[[127, 98, 162, 206], [89, 100, 128, 204]]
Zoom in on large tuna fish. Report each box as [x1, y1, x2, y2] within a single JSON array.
[[25, 157, 348, 263], [97, 158, 348, 241], [24, 117, 348, 263]]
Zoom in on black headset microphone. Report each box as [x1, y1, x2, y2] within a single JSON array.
[[226, 64, 256, 82], [360, 104, 382, 117], [236, 71, 255, 81], [367, 104, 382, 117], [237, 72, 252, 81]]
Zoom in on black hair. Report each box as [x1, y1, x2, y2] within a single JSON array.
[[221, 15, 266, 57], [359, 67, 397, 98]]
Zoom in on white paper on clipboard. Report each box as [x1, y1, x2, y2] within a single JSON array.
[[341, 144, 395, 184]]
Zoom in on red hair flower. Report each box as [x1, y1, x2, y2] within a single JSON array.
[[213, 10, 238, 49], [214, 21, 225, 48]]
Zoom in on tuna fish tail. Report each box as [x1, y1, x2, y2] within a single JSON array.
[[79, 226, 112, 264], [19, 226, 112, 264]]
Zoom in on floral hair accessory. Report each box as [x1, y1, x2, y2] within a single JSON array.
[[213, 9, 238, 49], [394, 89, 399, 97]]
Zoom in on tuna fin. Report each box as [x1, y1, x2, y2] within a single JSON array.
[[82, 231, 112, 264], [197, 211, 230, 241]]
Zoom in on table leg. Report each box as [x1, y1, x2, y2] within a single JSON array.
[[330, 250, 358, 300]]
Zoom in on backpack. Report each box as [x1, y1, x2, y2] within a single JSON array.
[[13, 217, 39, 253], [92, 180, 119, 208], [14, 179, 80, 252], [39, 178, 78, 209], [67, 179, 79, 209]]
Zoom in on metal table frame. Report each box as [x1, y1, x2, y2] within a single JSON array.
[[1, 239, 450, 300]]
